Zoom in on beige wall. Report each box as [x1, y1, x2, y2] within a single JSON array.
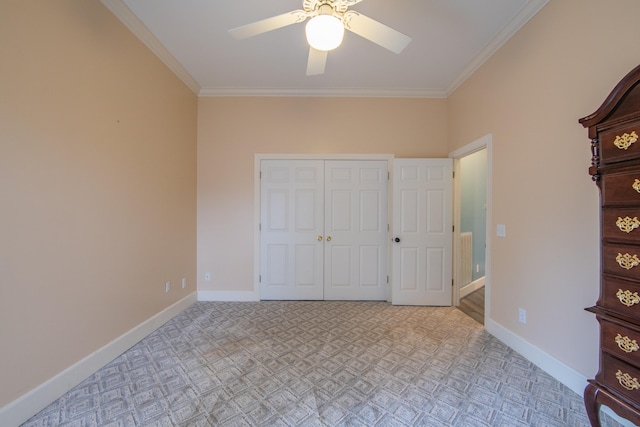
[[197, 97, 448, 292], [0, 1, 197, 407], [448, 0, 640, 376]]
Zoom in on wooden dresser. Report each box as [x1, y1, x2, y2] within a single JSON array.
[[581, 64, 640, 426]]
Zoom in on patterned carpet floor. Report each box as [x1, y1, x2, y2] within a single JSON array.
[[22, 301, 621, 426]]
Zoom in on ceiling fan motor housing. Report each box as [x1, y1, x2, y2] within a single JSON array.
[[304, 0, 350, 16]]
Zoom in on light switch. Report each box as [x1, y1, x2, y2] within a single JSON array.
[[497, 224, 506, 237]]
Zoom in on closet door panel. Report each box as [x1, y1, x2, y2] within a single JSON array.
[[324, 161, 388, 300], [260, 160, 324, 300]]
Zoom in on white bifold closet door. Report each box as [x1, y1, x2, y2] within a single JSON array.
[[260, 160, 325, 300], [260, 159, 388, 301], [324, 161, 388, 300]]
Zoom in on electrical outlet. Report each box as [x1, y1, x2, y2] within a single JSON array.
[[165, 281, 171, 293], [205, 272, 211, 281], [182, 278, 187, 289], [518, 308, 526, 324]]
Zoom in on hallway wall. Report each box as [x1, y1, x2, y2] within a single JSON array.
[[460, 149, 487, 282]]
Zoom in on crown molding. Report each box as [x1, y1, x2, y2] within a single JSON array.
[[100, 0, 201, 94], [198, 86, 448, 98], [444, 0, 551, 96]]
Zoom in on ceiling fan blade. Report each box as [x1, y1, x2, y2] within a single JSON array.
[[336, 0, 366, 6], [343, 11, 411, 54], [307, 47, 327, 76], [229, 10, 308, 40]]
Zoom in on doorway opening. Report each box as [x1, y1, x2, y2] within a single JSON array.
[[450, 135, 492, 325]]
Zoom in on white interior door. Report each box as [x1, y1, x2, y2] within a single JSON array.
[[324, 161, 388, 300], [392, 158, 453, 306], [260, 160, 324, 300]]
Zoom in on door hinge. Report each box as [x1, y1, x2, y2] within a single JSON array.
[[387, 224, 390, 232], [388, 171, 390, 180], [259, 171, 262, 179], [259, 223, 261, 231], [453, 171, 455, 179], [259, 275, 261, 283], [452, 225, 455, 232], [387, 275, 389, 284], [452, 279, 454, 287]]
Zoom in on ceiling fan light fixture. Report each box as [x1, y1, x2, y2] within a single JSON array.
[[305, 15, 344, 51]]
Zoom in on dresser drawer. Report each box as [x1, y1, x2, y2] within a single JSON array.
[[602, 170, 640, 206], [602, 275, 640, 318], [600, 123, 640, 165], [603, 208, 640, 243], [598, 353, 640, 403], [603, 243, 640, 279], [601, 318, 640, 366]]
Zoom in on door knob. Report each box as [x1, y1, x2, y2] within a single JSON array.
[[326, 236, 332, 242], [394, 237, 400, 243], [317, 236, 323, 241]]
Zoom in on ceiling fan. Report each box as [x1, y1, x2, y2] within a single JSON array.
[[229, 0, 411, 76]]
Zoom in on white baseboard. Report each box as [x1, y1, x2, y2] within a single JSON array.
[[0, 292, 197, 427], [460, 277, 485, 298], [198, 290, 260, 302], [485, 318, 586, 394], [485, 318, 634, 427]]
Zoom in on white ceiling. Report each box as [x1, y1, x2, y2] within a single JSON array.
[[101, 0, 549, 97]]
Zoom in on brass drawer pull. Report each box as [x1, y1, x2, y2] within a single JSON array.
[[614, 131, 638, 150], [617, 289, 640, 307], [617, 216, 640, 233], [615, 334, 640, 353], [633, 179, 640, 193], [616, 370, 640, 391], [617, 253, 640, 270]]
